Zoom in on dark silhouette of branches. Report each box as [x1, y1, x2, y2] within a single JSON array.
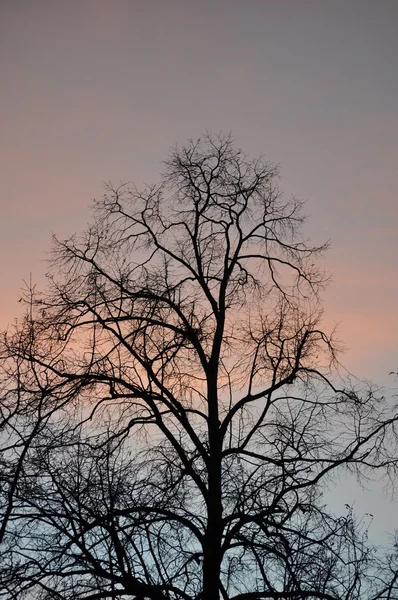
[[1, 133, 398, 600]]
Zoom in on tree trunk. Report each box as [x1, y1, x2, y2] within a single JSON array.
[[203, 372, 223, 600]]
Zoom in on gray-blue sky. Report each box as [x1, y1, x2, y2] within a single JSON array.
[[1, 0, 397, 541]]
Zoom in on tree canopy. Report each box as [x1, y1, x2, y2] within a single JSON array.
[[1, 134, 397, 600]]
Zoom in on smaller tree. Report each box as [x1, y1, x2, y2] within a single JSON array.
[[0, 332, 52, 547], [1, 133, 398, 600]]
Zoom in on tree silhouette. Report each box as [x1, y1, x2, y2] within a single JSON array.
[[1, 134, 397, 600]]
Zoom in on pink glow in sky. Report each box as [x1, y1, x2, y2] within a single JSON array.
[[1, 1, 398, 532], [1, 0, 397, 375]]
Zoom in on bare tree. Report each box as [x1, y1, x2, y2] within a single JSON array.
[[0, 321, 56, 548], [1, 134, 398, 600]]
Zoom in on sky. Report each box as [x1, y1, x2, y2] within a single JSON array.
[[1, 0, 398, 541]]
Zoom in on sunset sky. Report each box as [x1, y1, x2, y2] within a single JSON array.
[[1, 1, 398, 540]]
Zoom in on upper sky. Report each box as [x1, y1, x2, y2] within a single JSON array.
[[1, 0, 398, 531]]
